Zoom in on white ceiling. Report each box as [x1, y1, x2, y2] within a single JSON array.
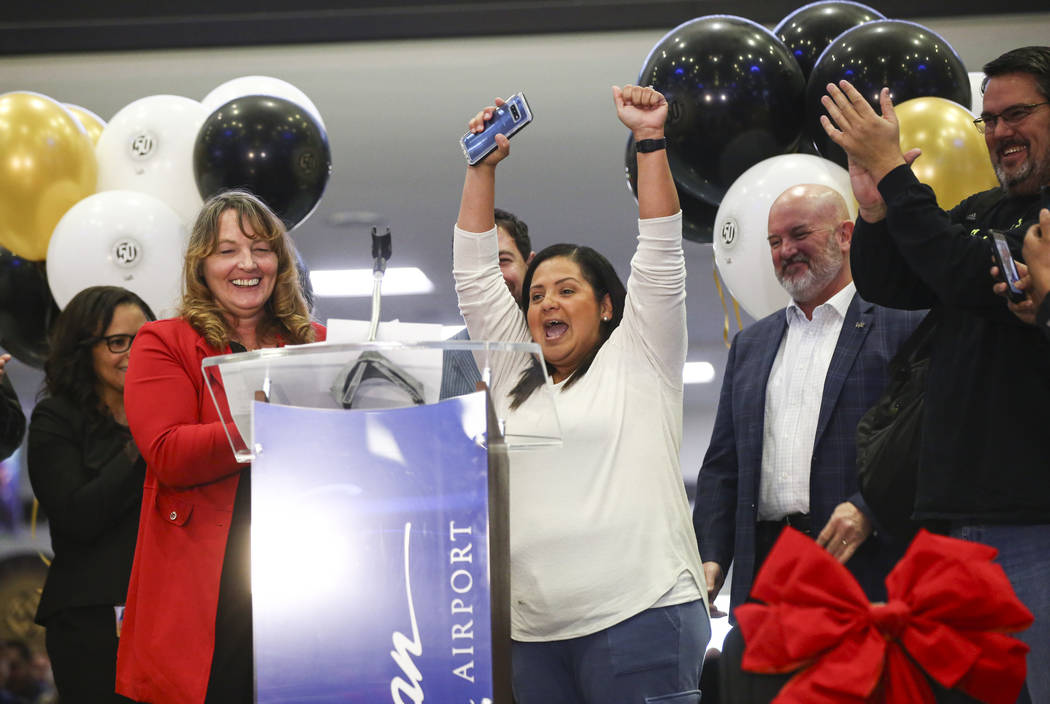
[[2, 12, 1048, 487]]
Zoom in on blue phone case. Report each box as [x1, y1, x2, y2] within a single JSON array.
[[460, 92, 533, 166]]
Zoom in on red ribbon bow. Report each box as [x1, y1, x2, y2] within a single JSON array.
[[737, 528, 1033, 704]]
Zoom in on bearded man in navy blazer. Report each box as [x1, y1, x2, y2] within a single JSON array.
[[693, 184, 924, 620]]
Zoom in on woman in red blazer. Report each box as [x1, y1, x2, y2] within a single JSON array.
[[116, 190, 325, 704]]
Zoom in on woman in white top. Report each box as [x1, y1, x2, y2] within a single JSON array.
[[453, 85, 709, 704]]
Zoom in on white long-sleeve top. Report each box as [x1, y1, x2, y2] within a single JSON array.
[[453, 212, 706, 641]]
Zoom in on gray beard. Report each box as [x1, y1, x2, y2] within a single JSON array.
[[777, 247, 844, 303], [779, 267, 837, 302], [996, 161, 1034, 194], [995, 146, 1050, 196]]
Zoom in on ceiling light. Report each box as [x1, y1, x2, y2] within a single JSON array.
[[683, 361, 715, 384], [309, 268, 434, 297]]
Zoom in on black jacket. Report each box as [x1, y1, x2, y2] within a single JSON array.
[[851, 165, 1050, 522], [27, 395, 144, 622]]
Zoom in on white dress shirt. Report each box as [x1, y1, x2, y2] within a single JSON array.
[[758, 282, 856, 520]]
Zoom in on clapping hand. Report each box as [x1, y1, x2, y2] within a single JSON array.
[[820, 81, 919, 222]]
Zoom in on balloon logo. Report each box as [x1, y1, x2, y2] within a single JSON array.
[[96, 94, 207, 226], [298, 151, 319, 174], [47, 190, 188, 318], [112, 239, 142, 268], [129, 132, 157, 161], [667, 101, 683, 124], [720, 219, 739, 249]]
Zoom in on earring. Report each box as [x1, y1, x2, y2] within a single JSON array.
[[601, 316, 609, 322]]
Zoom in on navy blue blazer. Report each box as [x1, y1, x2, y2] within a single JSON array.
[[693, 293, 924, 619]]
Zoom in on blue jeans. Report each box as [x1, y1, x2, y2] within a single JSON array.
[[949, 522, 1050, 704], [511, 600, 711, 704]]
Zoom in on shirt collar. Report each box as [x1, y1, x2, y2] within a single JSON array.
[[785, 281, 856, 324]]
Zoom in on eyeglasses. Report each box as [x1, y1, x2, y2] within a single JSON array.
[[89, 334, 136, 353], [973, 102, 1050, 134]]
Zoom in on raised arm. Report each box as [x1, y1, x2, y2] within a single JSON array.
[[821, 80, 1032, 317], [614, 85, 679, 218], [452, 99, 532, 391], [456, 98, 509, 234], [613, 85, 687, 384], [819, 82, 913, 224]]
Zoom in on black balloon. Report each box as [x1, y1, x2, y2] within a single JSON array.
[[194, 95, 332, 230], [0, 248, 59, 368], [807, 20, 971, 167], [639, 15, 806, 207], [774, 1, 884, 79], [625, 136, 715, 244]]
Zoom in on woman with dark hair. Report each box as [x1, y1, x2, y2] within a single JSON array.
[[27, 285, 155, 703], [114, 190, 324, 704], [453, 85, 709, 703]]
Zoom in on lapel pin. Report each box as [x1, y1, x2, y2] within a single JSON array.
[[855, 322, 866, 328]]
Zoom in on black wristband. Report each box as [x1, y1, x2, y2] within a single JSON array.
[[635, 137, 667, 153]]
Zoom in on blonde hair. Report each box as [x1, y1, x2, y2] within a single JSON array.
[[180, 190, 316, 349]]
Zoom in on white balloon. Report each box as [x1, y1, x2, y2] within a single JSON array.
[[96, 95, 207, 227], [713, 154, 855, 321], [46, 190, 188, 318], [202, 76, 326, 129], [968, 71, 986, 115]]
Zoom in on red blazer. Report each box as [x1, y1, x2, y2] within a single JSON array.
[[116, 317, 325, 704]]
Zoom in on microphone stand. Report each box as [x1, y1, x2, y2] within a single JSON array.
[[332, 227, 425, 408]]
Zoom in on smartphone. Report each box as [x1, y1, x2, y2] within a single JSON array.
[[990, 229, 1026, 303], [460, 92, 532, 166]]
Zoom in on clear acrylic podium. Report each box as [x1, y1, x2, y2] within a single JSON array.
[[202, 340, 562, 462], [202, 340, 560, 704]]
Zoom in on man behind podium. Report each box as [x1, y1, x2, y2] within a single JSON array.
[[441, 208, 534, 398], [116, 190, 325, 704]]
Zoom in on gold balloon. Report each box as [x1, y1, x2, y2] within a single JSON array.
[[64, 103, 106, 146], [0, 92, 97, 261], [895, 97, 999, 211]]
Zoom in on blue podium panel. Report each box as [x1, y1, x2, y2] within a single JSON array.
[[251, 392, 495, 703]]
